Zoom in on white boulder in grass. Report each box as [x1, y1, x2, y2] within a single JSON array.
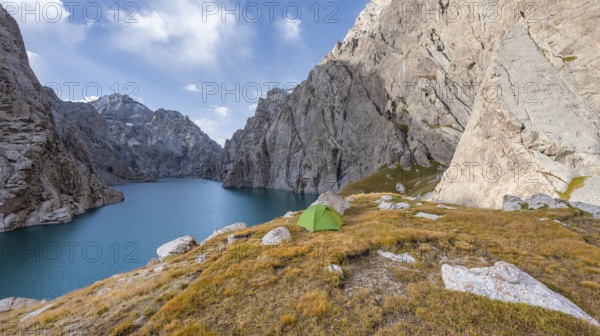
[[327, 264, 344, 278], [262, 227, 291, 245], [156, 235, 197, 261], [414, 212, 442, 220], [377, 250, 416, 263], [379, 201, 410, 210], [442, 262, 600, 327], [203, 222, 247, 243], [0, 297, 46, 313]]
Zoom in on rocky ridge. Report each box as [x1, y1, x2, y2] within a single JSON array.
[[0, 6, 123, 232], [62, 94, 222, 184]]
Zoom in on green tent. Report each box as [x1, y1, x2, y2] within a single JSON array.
[[296, 205, 344, 232]]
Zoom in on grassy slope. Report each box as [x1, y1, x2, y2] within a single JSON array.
[[1, 194, 600, 335], [339, 162, 444, 197]]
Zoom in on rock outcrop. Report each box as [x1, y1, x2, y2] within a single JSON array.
[[435, 2, 600, 208], [62, 94, 222, 183], [0, 6, 123, 232], [442, 262, 599, 327], [219, 0, 503, 193], [0, 297, 45, 313], [503, 193, 600, 219]]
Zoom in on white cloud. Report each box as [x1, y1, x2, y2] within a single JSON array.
[[248, 103, 258, 114], [183, 84, 200, 93], [111, 0, 251, 69], [276, 19, 301, 41], [213, 106, 231, 118], [0, 0, 89, 44], [194, 118, 224, 145], [26, 50, 41, 71]]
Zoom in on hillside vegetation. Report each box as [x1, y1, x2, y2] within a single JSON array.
[[1, 194, 600, 335]]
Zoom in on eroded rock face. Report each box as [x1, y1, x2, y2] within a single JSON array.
[[219, 0, 504, 193], [61, 94, 222, 184], [0, 6, 123, 232], [435, 2, 600, 208], [442, 262, 599, 327]]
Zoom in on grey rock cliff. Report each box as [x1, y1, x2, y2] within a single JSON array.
[[61, 94, 222, 183], [0, 6, 123, 232], [218, 0, 526, 193], [434, 2, 600, 208]]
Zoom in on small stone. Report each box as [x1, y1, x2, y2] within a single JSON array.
[[153, 265, 164, 273], [414, 212, 442, 220], [377, 250, 416, 263], [196, 254, 208, 264], [396, 183, 405, 193], [327, 264, 344, 278], [283, 211, 298, 218]]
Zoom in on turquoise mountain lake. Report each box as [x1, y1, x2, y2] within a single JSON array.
[[0, 178, 317, 300]]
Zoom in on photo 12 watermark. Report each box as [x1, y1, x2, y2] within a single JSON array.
[[0, 241, 140, 264]]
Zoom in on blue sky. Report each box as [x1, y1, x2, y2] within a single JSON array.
[[1, 0, 369, 145]]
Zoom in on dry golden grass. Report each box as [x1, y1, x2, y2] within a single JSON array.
[[1, 193, 600, 335]]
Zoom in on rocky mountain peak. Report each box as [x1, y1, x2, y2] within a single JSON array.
[[0, 7, 123, 232]]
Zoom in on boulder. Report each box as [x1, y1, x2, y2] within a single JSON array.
[[311, 192, 350, 215], [527, 194, 569, 210], [0, 297, 45, 313], [570, 201, 600, 219], [203, 222, 247, 243], [262, 227, 291, 245], [396, 183, 405, 194], [442, 262, 599, 327], [502, 195, 526, 212], [377, 250, 416, 264], [156, 236, 197, 261], [414, 212, 442, 220]]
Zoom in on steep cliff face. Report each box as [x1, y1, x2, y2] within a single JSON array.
[[434, 1, 600, 208], [219, 0, 519, 193], [0, 6, 123, 232], [62, 94, 222, 183]]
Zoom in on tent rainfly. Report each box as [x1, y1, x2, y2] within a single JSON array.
[[296, 205, 344, 232]]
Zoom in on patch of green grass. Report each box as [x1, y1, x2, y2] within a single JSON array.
[[563, 56, 578, 62], [558, 176, 589, 200], [340, 162, 444, 196]]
